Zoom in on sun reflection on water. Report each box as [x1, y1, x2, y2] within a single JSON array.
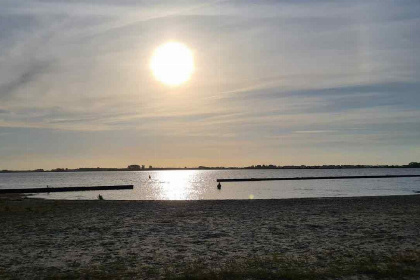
[[156, 170, 199, 200]]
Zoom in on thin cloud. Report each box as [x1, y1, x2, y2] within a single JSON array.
[[0, 60, 50, 99]]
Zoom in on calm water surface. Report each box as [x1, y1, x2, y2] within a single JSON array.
[[1, 169, 419, 200]]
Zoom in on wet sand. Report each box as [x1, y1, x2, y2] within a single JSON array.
[[0, 195, 419, 279]]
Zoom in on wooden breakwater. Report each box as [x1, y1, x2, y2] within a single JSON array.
[[217, 175, 420, 182], [0, 185, 134, 194]]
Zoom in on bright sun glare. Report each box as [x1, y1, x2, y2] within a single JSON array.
[[150, 42, 194, 86]]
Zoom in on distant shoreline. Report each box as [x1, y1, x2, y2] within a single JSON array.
[[2, 164, 420, 173]]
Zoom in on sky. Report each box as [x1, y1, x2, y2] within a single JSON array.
[[0, 0, 419, 170]]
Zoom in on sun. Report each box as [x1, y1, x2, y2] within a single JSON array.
[[150, 42, 194, 86]]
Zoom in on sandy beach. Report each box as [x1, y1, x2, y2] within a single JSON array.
[[1, 195, 419, 279]]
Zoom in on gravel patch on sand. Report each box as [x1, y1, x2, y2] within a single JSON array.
[[0, 195, 419, 279]]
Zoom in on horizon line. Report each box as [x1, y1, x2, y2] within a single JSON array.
[[1, 162, 419, 172]]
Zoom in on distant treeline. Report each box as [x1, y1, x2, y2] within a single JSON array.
[[1, 162, 419, 173], [242, 162, 420, 169]]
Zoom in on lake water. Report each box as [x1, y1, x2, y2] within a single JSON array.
[[1, 168, 420, 200]]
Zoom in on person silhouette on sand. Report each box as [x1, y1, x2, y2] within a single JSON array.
[[217, 182, 221, 190]]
